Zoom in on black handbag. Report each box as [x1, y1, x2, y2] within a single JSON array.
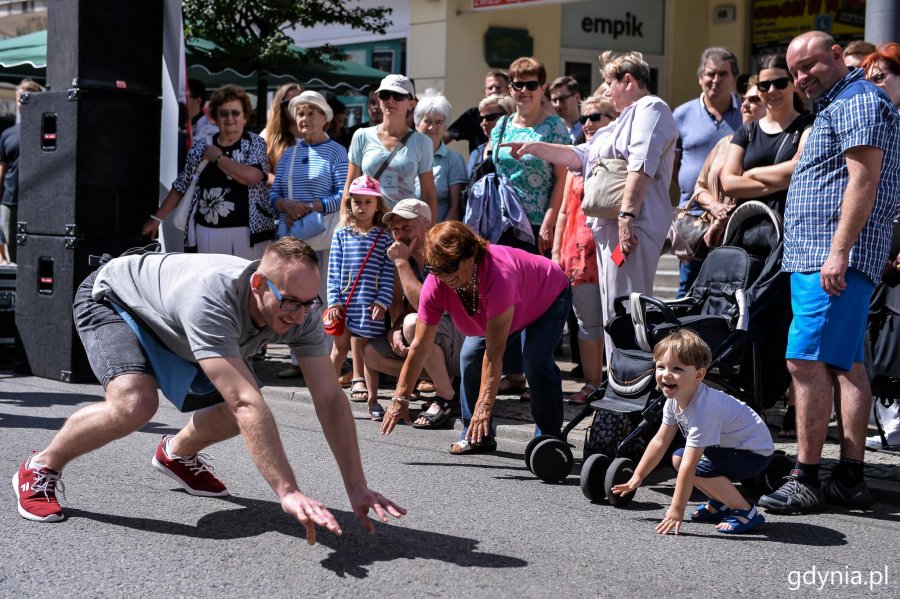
[[666, 197, 712, 263]]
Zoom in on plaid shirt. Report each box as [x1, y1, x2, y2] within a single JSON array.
[[783, 69, 900, 283]]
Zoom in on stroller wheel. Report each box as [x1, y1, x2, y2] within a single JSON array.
[[580, 453, 611, 502], [754, 450, 793, 494], [524, 434, 557, 474], [604, 457, 637, 507], [529, 438, 574, 484]]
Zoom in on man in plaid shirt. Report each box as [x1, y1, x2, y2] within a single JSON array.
[[759, 31, 900, 515]]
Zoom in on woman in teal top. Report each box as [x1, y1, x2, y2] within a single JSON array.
[[490, 57, 571, 256]]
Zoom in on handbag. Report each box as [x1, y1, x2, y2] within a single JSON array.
[[323, 229, 384, 336], [277, 145, 330, 241], [581, 157, 628, 219], [666, 196, 712, 263]]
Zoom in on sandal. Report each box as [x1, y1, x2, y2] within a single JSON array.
[[519, 389, 531, 403], [449, 439, 497, 455], [349, 378, 368, 402], [716, 506, 765, 534], [498, 375, 527, 395], [690, 500, 731, 523], [778, 406, 797, 439], [338, 371, 353, 388], [413, 397, 454, 429], [568, 384, 597, 405], [416, 380, 436, 393], [368, 402, 385, 422]]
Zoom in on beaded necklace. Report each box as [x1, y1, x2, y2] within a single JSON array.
[[454, 263, 481, 315]]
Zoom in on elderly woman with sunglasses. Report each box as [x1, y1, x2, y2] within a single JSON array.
[[414, 89, 469, 222], [861, 43, 900, 109], [343, 74, 437, 219], [501, 52, 678, 359], [380, 221, 572, 454], [144, 84, 274, 259], [721, 55, 814, 216], [550, 96, 618, 405]]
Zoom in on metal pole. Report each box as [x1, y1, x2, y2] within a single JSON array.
[[866, 0, 899, 46]]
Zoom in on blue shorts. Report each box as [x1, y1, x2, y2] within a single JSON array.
[[786, 269, 875, 372], [673, 446, 772, 481]]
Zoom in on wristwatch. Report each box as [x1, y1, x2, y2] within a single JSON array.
[[618, 211, 636, 219]]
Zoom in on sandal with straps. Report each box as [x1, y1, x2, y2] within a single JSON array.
[[449, 439, 497, 455], [349, 378, 368, 402], [413, 396, 454, 429], [717, 505, 765, 534], [691, 499, 731, 523]]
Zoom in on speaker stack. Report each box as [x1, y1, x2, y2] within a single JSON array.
[[15, 0, 163, 381]]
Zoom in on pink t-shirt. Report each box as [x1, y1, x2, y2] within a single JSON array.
[[419, 245, 570, 337]]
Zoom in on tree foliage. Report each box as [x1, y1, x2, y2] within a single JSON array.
[[183, 0, 392, 127]]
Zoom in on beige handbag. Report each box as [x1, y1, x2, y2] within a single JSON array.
[[581, 157, 628, 219]]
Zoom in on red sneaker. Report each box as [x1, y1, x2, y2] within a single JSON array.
[[12, 456, 65, 522], [151, 435, 229, 497]]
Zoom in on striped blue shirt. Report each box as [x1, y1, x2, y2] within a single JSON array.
[[268, 138, 348, 214], [327, 226, 394, 338], [783, 69, 900, 283]]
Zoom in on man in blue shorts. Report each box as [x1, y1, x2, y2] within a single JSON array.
[[759, 31, 900, 514]]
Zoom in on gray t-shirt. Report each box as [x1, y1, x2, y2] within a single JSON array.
[[662, 383, 774, 456], [348, 126, 433, 207], [92, 253, 327, 363]]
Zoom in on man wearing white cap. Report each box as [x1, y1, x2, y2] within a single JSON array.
[[363, 199, 462, 428]]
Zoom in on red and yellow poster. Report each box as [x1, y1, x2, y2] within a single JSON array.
[[752, 0, 866, 46]]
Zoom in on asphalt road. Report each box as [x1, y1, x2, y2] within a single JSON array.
[[1, 373, 898, 598]]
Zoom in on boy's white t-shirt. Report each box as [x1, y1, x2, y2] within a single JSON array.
[[662, 383, 774, 456]]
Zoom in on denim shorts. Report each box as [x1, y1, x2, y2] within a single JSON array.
[[673, 446, 772, 481], [72, 270, 152, 388], [786, 269, 875, 371]]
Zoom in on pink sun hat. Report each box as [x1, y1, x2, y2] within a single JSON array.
[[348, 175, 383, 197]]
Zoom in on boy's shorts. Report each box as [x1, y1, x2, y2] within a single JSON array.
[[673, 446, 772, 481], [785, 269, 875, 372]]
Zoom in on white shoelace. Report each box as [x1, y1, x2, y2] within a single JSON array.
[[32, 469, 66, 503], [175, 453, 216, 476]]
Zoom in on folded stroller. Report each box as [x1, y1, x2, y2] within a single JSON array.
[[525, 202, 793, 501]]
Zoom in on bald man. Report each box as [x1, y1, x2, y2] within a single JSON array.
[[758, 32, 900, 515]]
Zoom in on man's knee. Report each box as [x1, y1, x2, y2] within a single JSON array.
[[672, 453, 682, 472], [105, 374, 159, 430]]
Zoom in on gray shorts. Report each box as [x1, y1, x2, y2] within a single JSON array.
[[371, 314, 462, 377], [73, 270, 152, 388]]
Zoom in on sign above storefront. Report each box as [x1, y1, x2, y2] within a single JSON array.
[[561, 0, 664, 55], [473, 0, 582, 12], [484, 27, 534, 67]]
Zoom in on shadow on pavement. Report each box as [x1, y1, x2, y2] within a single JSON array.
[[0, 410, 179, 435], [65, 497, 527, 578], [634, 517, 847, 545], [0, 390, 103, 408]]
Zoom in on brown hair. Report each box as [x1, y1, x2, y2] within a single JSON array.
[[17, 79, 43, 93], [209, 84, 253, 121], [263, 236, 319, 267], [424, 221, 489, 269], [844, 40, 876, 60], [581, 96, 617, 118], [265, 82, 303, 172], [653, 329, 712, 371], [340, 192, 390, 231], [509, 57, 547, 86]]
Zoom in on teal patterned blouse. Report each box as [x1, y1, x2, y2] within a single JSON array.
[[490, 114, 571, 225]]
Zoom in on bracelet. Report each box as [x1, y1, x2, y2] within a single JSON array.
[[391, 397, 409, 404], [618, 211, 636, 219], [149, 214, 163, 224]]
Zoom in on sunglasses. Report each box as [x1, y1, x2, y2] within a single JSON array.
[[480, 112, 505, 123], [742, 94, 762, 104], [217, 109, 243, 119], [378, 90, 410, 102], [510, 80, 542, 92], [869, 72, 889, 85], [757, 77, 791, 92], [579, 112, 615, 124], [265, 278, 323, 313], [424, 259, 462, 276]]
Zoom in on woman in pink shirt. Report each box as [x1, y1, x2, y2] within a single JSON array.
[[380, 221, 572, 454]]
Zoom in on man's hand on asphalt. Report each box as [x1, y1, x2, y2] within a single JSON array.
[[280, 492, 342, 545], [348, 487, 407, 534]]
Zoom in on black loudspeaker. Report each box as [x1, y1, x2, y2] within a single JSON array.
[[0, 264, 15, 347], [47, 0, 163, 96], [17, 89, 161, 238], [14, 234, 145, 382]]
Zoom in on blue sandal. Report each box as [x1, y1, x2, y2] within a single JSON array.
[[691, 500, 731, 523], [717, 505, 765, 534]]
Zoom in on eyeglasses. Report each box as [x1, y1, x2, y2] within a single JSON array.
[[869, 72, 889, 85], [579, 112, 615, 124], [424, 259, 462, 276], [757, 77, 791, 92], [550, 94, 572, 104], [510, 80, 542, 92], [217, 109, 243, 119], [742, 95, 762, 105], [378, 90, 410, 102], [480, 112, 506, 123], [265, 278, 323, 312]]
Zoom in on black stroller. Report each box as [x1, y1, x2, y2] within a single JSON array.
[[525, 201, 794, 504]]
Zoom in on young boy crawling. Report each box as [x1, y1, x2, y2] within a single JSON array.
[[611, 329, 774, 534]]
